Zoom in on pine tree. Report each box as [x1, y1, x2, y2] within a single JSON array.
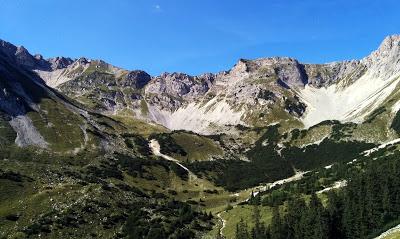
[[309, 193, 328, 239], [285, 197, 307, 239], [236, 218, 250, 239], [252, 204, 263, 239], [326, 191, 344, 239], [249, 191, 255, 204], [249, 192, 261, 205], [270, 206, 282, 239]]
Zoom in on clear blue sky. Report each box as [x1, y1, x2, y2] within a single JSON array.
[[0, 0, 399, 76]]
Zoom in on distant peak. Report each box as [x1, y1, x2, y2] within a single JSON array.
[[16, 45, 28, 54], [0, 38, 15, 48], [77, 57, 89, 65], [230, 59, 249, 74], [378, 34, 400, 52], [363, 34, 400, 67], [34, 54, 44, 61], [159, 72, 191, 78], [0, 39, 18, 56], [383, 34, 400, 43]]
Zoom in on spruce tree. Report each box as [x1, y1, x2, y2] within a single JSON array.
[[252, 204, 263, 239], [236, 218, 250, 239], [270, 206, 282, 239]]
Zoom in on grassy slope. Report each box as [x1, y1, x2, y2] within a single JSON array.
[[27, 98, 85, 152], [110, 113, 168, 137], [289, 124, 332, 147], [0, 116, 16, 147], [171, 132, 223, 162], [0, 147, 216, 238]]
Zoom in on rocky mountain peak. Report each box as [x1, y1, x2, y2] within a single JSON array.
[[14, 45, 36, 68], [230, 59, 249, 75], [77, 57, 89, 65], [159, 72, 190, 79], [48, 56, 74, 70], [0, 39, 36, 68], [378, 35, 400, 52], [364, 35, 400, 62], [15, 45, 28, 54], [231, 57, 307, 87], [0, 39, 69, 71], [198, 73, 215, 83], [361, 35, 400, 79], [0, 39, 18, 57]]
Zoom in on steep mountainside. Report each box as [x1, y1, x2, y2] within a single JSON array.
[[0, 40, 217, 238]]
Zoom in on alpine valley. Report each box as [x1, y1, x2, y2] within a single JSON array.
[[2, 35, 400, 239]]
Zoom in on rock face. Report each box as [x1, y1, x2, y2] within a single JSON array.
[[304, 61, 364, 87], [147, 72, 213, 99], [2, 35, 400, 134], [122, 70, 151, 89], [145, 73, 213, 111]]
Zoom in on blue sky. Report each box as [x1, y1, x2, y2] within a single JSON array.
[[0, 0, 399, 75]]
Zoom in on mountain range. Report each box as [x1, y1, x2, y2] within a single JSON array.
[[1, 35, 400, 238]]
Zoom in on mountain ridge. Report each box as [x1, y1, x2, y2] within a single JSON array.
[[2, 34, 399, 81], [1, 35, 400, 135]]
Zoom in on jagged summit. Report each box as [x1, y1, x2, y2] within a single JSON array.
[[378, 34, 400, 51], [364, 35, 400, 62], [0, 39, 36, 68]]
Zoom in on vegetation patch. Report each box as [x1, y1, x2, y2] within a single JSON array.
[[171, 131, 223, 162], [0, 114, 16, 147], [282, 139, 375, 170]]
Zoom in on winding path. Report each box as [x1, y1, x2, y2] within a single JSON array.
[[217, 212, 227, 238], [149, 139, 197, 181]]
